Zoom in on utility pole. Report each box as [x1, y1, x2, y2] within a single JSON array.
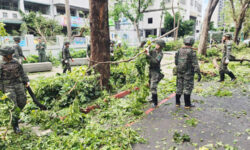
[[65, 0, 71, 40]]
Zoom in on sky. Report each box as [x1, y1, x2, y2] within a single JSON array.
[[202, 0, 209, 19]]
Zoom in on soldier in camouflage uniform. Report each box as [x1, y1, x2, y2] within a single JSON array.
[[13, 37, 26, 64], [62, 42, 74, 73], [175, 37, 201, 109], [0, 46, 30, 134], [36, 38, 47, 62], [218, 34, 236, 82], [146, 40, 165, 107]]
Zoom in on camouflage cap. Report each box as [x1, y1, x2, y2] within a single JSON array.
[[184, 36, 195, 46], [155, 40, 166, 48], [0, 46, 15, 56], [224, 33, 232, 38], [64, 41, 70, 45], [14, 37, 21, 42]]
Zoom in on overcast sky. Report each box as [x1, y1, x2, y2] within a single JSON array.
[[202, 0, 209, 18]]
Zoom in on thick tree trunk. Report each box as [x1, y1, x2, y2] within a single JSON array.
[[65, 0, 72, 39], [89, 0, 110, 89], [232, 2, 249, 43], [172, 0, 176, 40], [198, 0, 219, 55]]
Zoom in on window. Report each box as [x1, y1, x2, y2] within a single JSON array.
[[3, 12, 8, 18], [148, 18, 153, 24], [12, 13, 17, 18], [165, 0, 171, 3], [0, 0, 18, 11], [191, 0, 194, 6], [180, 0, 186, 5], [24, 2, 50, 14]]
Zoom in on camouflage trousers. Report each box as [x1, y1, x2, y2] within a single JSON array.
[[63, 59, 71, 73], [219, 59, 231, 75], [38, 52, 46, 62], [4, 83, 27, 125], [176, 73, 194, 95], [149, 71, 162, 95]]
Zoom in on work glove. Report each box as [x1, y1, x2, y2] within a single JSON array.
[[197, 74, 202, 82], [225, 58, 229, 64]]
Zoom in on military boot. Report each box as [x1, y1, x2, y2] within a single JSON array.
[[12, 118, 21, 134], [218, 72, 225, 82], [152, 94, 158, 108], [184, 94, 195, 109], [228, 72, 236, 81], [176, 94, 181, 107]]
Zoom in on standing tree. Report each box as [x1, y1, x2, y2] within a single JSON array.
[[89, 0, 111, 89], [158, 0, 166, 37], [112, 0, 153, 42], [228, 0, 249, 43], [164, 12, 195, 37], [19, 11, 62, 42], [65, 0, 72, 39], [0, 23, 7, 36], [198, 0, 220, 55]]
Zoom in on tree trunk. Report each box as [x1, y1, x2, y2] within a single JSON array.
[[198, 0, 219, 55], [134, 22, 141, 43], [89, 0, 110, 89], [158, 10, 164, 37], [233, 2, 249, 43], [172, 0, 176, 40], [65, 0, 72, 40]]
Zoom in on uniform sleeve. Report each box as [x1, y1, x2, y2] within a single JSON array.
[[18, 46, 25, 58], [192, 51, 200, 74], [68, 49, 72, 59], [62, 48, 66, 59], [19, 63, 29, 83], [146, 52, 163, 64], [36, 44, 39, 50], [226, 41, 232, 59], [175, 51, 179, 65]]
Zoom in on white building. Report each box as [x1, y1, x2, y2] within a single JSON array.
[[0, 0, 89, 34], [211, 0, 225, 28], [140, 0, 203, 39], [109, 0, 203, 45]]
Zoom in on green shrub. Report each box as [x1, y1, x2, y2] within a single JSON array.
[[165, 40, 183, 51], [206, 47, 221, 57], [70, 49, 87, 58], [23, 55, 39, 63]]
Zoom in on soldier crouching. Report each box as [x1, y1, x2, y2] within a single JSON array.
[[175, 37, 201, 109], [0, 46, 30, 134], [146, 40, 165, 108]]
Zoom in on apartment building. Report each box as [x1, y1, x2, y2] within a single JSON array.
[[109, 0, 203, 45], [211, 0, 225, 28], [0, 0, 89, 34], [140, 0, 203, 38]]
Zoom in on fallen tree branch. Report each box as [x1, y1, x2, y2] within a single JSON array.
[[213, 58, 220, 70]]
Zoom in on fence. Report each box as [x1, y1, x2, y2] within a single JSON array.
[[0, 35, 89, 58]]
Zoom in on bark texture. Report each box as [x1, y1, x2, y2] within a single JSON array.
[[65, 0, 72, 39], [198, 0, 220, 55], [89, 0, 110, 89]]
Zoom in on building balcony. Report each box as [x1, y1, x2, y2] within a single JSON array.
[[0, 9, 22, 24], [53, 0, 89, 10]]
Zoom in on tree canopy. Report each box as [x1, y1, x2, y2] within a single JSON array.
[[19, 11, 62, 41], [164, 11, 195, 37], [0, 22, 7, 36]]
